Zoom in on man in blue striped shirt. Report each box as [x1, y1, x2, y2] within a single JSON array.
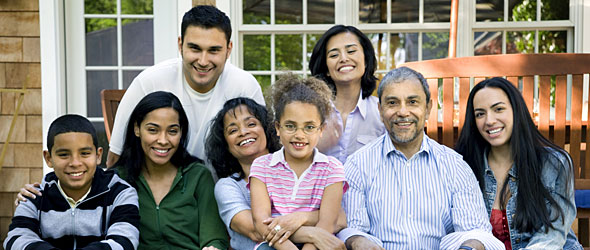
[[338, 67, 503, 250]]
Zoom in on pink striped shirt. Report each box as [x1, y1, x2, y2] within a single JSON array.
[[249, 148, 348, 217]]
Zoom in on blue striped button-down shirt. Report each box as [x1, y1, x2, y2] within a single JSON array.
[[338, 133, 504, 250]]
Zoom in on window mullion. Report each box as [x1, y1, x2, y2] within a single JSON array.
[[117, 0, 123, 89], [419, 0, 424, 24], [271, 0, 275, 25], [303, 0, 307, 25], [271, 33, 276, 84]]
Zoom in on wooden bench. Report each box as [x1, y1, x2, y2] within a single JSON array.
[[100, 89, 126, 142], [400, 53, 590, 246]]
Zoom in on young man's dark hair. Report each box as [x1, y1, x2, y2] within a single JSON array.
[[180, 5, 232, 44], [46, 114, 99, 153]]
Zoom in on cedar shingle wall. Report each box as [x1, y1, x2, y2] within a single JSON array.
[[0, 0, 42, 243], [0, 0, 217, 243]]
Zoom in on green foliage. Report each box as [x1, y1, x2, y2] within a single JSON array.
[[276, 34, 303, 70], [422, 32, 449, 60], [511, 0, 536, 21], [510, 0, 568, 107], [255, 75, 272, 93], [121, 0, 153, 14], [243, 11, 270, 24], [243, 35, 271, 70], [84, 0, 153, 33]]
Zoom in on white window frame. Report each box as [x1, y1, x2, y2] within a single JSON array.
[[40, 0, 192, 174], [220, 0, 589, 86]]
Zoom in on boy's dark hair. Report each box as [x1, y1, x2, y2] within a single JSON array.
[[46, 114, 98, 154], [181, 5, 232, 44]]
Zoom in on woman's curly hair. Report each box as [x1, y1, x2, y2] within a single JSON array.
[[206, 97, 280, 180]]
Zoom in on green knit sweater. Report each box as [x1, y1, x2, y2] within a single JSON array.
[[117, 162, 228, 250]]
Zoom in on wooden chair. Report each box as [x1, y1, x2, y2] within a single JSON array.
[[100, 89, 126, 142], [400, 53, 590, 246]]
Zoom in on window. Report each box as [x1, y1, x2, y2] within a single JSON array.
[[222, 0, 579, 88], [64, 0, 180, 164], [236, 0, 336, 91], [474, 0, 572, 55]]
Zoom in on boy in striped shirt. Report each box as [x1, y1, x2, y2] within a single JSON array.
[[4, 114, 140, 250]]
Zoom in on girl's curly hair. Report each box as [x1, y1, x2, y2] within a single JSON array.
[[270, 74, 333, 124]]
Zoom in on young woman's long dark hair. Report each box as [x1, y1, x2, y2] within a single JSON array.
[[455, 77, 572, 233], [309, 25, 378, 99], [115, 91, 199, 187], [205, 97, 280, 180]]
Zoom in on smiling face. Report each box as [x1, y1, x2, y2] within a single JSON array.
[[473, 87, 514, 149], [134, 107, 182, 168], [379, 80, 431, 149], [276, 102, 324, 165], [178, 25, 232, 93], [223, 105, 269, 165], [325, 32, 366, 87], [43, 132, 102, 201]]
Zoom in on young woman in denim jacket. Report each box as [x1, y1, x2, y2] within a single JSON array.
[[456, 77, 582, 249]]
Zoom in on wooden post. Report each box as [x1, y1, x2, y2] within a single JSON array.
[[449, 0, 459, 58]]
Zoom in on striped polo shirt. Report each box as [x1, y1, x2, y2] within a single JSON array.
[[249, 148, 348, 217]]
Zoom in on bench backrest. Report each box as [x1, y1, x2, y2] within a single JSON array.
[[100, 89, 126, 142], [400, 53, 590, 183]]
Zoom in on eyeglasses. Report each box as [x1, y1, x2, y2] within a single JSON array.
[[279, 123, 321, 134]]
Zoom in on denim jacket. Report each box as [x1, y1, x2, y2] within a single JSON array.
[[482, 148, 583, 250]]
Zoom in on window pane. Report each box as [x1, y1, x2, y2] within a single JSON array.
[[85, 0, 116, 14], [123, 70, 142, 89], [375, 72, 386, 96], [122, 19, 154, 66], [276, 0, 302, 24], [367, 33, 387, 70], [422, 32, 449, 60], [121, 0, 153, 14], [391, 0, 419, 23], [424, 0, 451, 22], [476, 0, 503, 21], [254, 75, 272, 94], [509, 0, 536, 21], [92, 122, 109, 168], [276, 34, 303, 70], [308, 0, 335, 24], [541, 0, 568, 20], [359, 0, 386, 24], [307, 34, 323, 66], [424, 0, 451, 23], [390, 33, 418, 67], [243, 0, 270, 24], [86, 18, 117, 66], [474, 31, 503, 55], [539, 30, 567, 53], [87, 71, 118, 117], [243, 35, 271, 70], [506, 31, 535, 54]]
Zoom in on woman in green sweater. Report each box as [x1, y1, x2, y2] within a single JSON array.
[[15, 91, 228, 249], [114, 91, 228, 250]]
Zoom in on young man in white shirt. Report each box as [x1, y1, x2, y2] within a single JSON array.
[[106, 5, 264, 170]]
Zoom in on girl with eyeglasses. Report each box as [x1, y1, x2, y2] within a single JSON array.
[[249, 74, 348, 250]]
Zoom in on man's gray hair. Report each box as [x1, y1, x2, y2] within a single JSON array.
[[377, 66, 430, 103]]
